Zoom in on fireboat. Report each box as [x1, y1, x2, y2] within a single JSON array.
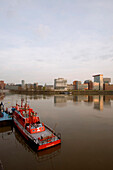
[[12, 100, 61, 151]]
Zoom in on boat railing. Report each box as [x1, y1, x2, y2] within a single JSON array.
[[55, 132, 61, 139], [38, 135, 57, 145], [37, 132, 61, 146], [44, 124, 61, 139]]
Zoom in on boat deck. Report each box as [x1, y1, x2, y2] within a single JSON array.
[[31, 127, 58, 145], [31, 127, 53, 139], [14, 118, 59, 145]]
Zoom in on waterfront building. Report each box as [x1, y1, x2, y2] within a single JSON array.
[[25, 84, 34, 91], [84, 80, 93, 90], [34, 83, 38, 90], [37, 85, 43, 91], [73, 81, 88, 90], [5, 84, 20, 90], [73, 81, 81, 90], [103, 77, 113, 90], [78, 83, 88, 90], [21, 80, 25, 89], [103, 84, 113, 90], [45, 85, 54, 91], [0, 81, 5, 89], [103, 78, 111, 84], [67, 84, 73, 91], [84, 80, 92, 84], [93, 74, 103, 90], [54, 78, 67, 91], [93, 82, 99, 90]]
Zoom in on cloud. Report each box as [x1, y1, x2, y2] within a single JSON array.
[[0, 0, 113, 83], [34, 59, 44, 62], [0, 38, 113, 84], [36, 24, 51, 39], [99, 54, 113, 60]]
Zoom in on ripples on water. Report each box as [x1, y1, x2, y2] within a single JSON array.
[[0, 93, 113, 170]]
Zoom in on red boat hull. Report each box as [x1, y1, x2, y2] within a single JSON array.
[[38, 139, 61, 150], [14, 120, 61, 151]]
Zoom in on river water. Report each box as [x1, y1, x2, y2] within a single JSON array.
[[0, 93, 113, 170]]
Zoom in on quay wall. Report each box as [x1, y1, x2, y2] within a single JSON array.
[[72, 90, 113, 95], [9, 90, 113, 95]]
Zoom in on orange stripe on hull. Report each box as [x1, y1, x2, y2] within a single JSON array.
[[38, 139, 61, 151]]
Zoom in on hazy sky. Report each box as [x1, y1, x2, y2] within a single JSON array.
[[0, 0, 113, 84]]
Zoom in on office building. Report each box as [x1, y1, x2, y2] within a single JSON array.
[[21, 80, 25, 89], [0, 81, 5, 89], [73, 81, 81, 90], [54, 78, 67, 90], [84, 80, 93, 90], [103, 78, 111, 84], [93, 74, 103, 90], [93, 82, 99, 90]]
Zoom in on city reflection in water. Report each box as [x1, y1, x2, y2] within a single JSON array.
[[0, 93, 5, 100], [0, 94, 113, 170], [54, 95, 67, 107], [54, 95, 113, 111], [93, 96, 104, 111]]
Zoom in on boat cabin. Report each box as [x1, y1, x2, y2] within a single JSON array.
[[13, 104, 45, 134]]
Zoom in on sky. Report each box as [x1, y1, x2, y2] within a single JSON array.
[[0, 0, 113, 85]]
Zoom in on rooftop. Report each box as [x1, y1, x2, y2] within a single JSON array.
[[93, 74, 103, 77]]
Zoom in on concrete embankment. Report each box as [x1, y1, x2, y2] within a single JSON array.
[[72, 90, 113, 95], [9, 90, 113, 95]]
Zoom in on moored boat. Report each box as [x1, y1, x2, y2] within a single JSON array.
[[12, 101, 61, 151], [0, 102, 12, 127]]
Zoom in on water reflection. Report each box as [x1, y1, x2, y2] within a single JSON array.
[[0, 93, 5, 100], [0, 125, 61, 163], [54, 95, 67, 107], [54, 95, 113, 111], [0, 125, 13, 140], [0, 94, 113, 170], [93, 96, 103, 111], [14, 128, 61, 162], [20, 94, 52, 101]]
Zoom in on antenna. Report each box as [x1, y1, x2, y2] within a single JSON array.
[[25, 95, 27, 105], [53, 123, 57, 133], [21, 98, 24, 107]]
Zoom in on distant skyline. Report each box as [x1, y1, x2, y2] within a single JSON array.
[[0, 0, 113, 84]]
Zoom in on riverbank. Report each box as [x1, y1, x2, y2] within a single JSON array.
[[9, 90, 113, 95], [73, 90, 113, 95]]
